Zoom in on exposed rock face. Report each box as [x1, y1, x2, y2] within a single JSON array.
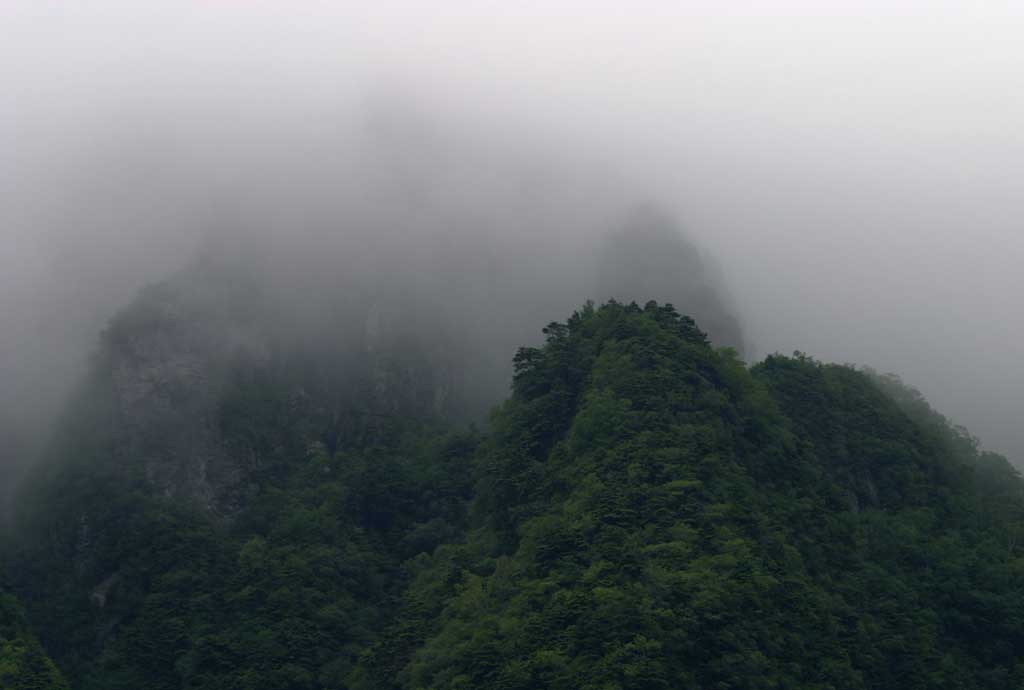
[[81, 264, 460, 518], [101, 285, 258, 514], [43, 206, 748, 519], [89, 573, 119, 608]]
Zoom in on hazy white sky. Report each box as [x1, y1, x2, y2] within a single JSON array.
[[2, 2, 1022, 459]]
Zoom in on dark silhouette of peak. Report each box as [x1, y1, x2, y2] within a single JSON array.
[[595, 205, 747, 354], [5, 298, 1020, 689]]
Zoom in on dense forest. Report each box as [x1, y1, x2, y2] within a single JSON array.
[[2, 299, 1023, 689]]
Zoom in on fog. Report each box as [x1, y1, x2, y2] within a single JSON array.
[[2, 2, 1022, 498]]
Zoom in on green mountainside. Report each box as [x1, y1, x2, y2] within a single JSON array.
[[3, 300, 1023, 689]]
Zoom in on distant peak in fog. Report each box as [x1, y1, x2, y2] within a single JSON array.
[[595, 204, 747, 354]]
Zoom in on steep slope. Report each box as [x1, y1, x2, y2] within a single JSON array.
[[356, 302, 1024, 689], [5, 300, 1023, 689], [5, 264, 478, 688], [8, 368, 476, 690]]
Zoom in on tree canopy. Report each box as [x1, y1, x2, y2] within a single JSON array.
[[4, 300, 1023, 689]]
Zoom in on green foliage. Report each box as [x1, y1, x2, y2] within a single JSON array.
[[385, 303, 1024, 689], [0, 587, 69, 690], [5, 300, 1024, 689], [5, 333, 478, 689]]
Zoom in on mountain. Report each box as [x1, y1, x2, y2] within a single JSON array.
[[4, 299, 1023, 689], [593, 206, 746, 354], [363, 302, 1024, 689]]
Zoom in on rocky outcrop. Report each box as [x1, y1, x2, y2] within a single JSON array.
[[83, 264, 461, 518]]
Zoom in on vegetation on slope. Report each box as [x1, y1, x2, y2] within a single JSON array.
[[4, 301, 1023, 689], [0, 585, 68, 690], [360, 303, 1024, 689]]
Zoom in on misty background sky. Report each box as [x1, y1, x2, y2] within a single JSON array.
[[2, 2, 1022, 466]]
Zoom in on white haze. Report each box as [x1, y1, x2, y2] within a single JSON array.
[[1, 2, 1022, 476]]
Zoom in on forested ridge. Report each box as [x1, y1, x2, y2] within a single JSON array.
[[3, 300, 1023, 689]]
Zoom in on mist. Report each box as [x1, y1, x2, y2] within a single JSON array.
[[2, 1, 1022, 504]]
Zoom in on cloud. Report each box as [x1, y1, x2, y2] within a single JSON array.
[[1, 1, 1020, 481]]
